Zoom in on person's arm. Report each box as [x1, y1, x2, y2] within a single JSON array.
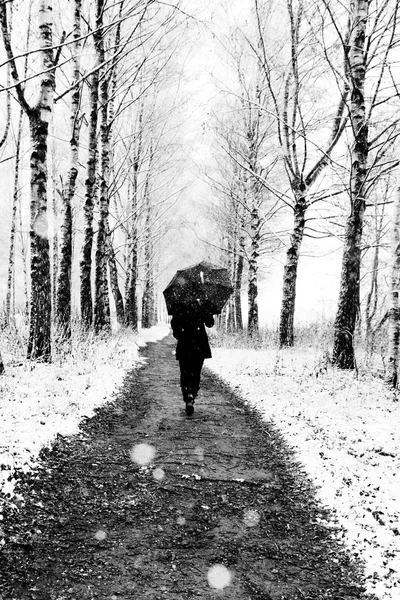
[[171, 317, 180, 339]]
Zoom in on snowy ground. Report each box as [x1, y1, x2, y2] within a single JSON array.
[[1, 325, 399, 599], [0, 323, 170, 505], [207, 346, 400, 600]]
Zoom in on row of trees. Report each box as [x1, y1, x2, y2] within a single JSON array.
[[207, 0, 400, 372], [0, 0, 189, 361], [2, 0, 400, 385]]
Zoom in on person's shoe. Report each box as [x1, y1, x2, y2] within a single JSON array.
[[185, 394, 194, 416]]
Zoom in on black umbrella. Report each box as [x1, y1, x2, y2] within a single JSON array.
[[163, 261, 233, 316]]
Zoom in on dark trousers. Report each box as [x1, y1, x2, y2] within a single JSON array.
[[179, 357, 204, 400]]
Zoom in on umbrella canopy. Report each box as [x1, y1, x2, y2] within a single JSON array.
[[163, 261, 233, 316]]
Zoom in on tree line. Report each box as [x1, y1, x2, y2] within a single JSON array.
[[2, 0, 400, 387], [0, 0, 188, 366], [206, 0, 400, 382]]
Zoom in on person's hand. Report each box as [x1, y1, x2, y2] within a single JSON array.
[[204, 314, 215, 328]]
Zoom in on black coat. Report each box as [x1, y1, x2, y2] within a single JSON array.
[[171, 314, 214, 360]]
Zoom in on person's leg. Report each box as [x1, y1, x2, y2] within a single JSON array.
[[179, 358, 192, 401], [192, 358, 204, 398], [179, 357, 197, 415]]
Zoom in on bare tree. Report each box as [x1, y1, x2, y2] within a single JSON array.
[[252, 0, 349, 347], [330, 0, 400, 368], [4, 0, 26, 325], [55, 0, 82, 337], [80, 5, 101, 328], [1, 0, 56, 360], [364, 181, 391, 353], [141, 140, 156, 328], [207, 19, 282, 335], [125, 106, 144, 330]]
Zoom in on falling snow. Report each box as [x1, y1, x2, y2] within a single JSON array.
[[152, 467, 165, 481], [243, 509, 261, 527], [129, 443, 156, 467], [94, 529, 107, 541], [207, 564, 233, 589]]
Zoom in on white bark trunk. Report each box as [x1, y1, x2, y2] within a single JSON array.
[[386, 182, 400, 387]]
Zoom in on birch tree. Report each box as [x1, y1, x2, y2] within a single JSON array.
[[125, 108, 143, 330], [1, 0, 55, 360], [329, 0, 400, 368], [208, 15, 282, 335], [385, 182, 400, 387], [141, 141, 155, 328], [253, 0, 349, 347], [4, 0, 29, 325], [364, 183, 390, 354], [80, 5, 101, 328], [55, 0, 82, 338]]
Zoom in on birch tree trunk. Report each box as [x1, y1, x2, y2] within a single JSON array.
[[50, 126, 58, 312], [142, 273, 155, 328], [19, 198, 29, 316], [226, 235, 236, 332], [26, 1, 55, 360], [125, 110, 143, 331], [6, 106, 23, 324], [1, 0, 51, 352], [385, 182, 400, 387], [141, 218, 154, 329], [56, 0, 82, 337], [235, 248, 244, 331], [365, 200, 385, 353], [4, 3, 21, 325], [80, 11, 101, 328], [279, 192, 306, 347], [234, 206, 245, 331], [248, 203, 260, 336], [106, 221, 125, 326], [140, 136, 155, 329], [125, 231, 138, 329], [27, 119, 53, 359], [332, 0, 369, 369], [93, 0, 112, 333]]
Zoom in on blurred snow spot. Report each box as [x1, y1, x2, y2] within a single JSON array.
[[33, 213, 48, 239], [194, 446, 204, 460], [177, 516, 186, 525], [94, 529, 107, 541], [207, 564, 232, 589], [153, 467, 165, 481], [130, 443, 156, 466], [244, 509, 261, 527]]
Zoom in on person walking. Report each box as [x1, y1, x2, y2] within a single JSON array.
[[171, 308, 215, 416]]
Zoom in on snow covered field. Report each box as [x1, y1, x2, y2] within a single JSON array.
[[0, 325, 399, 599], [207, 346, 400, 600]]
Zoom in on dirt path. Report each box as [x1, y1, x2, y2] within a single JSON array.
[[0, 336, 373, 600]]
